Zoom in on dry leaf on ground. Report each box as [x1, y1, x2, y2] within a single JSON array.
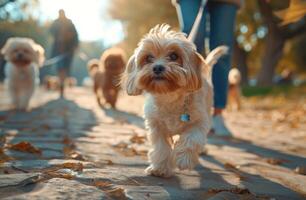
[[93, 180, 127, 200], [264, 158, 284, 165], [63, 146, 85, 160], [7, 141, 42, 154], [294, 166, 306, 175], [129, 134, 146, 144], [59, 162, 84, 172], [0, 149, 13, 163]]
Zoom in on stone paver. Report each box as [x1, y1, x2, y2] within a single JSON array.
[[0, 86, 305, 200]]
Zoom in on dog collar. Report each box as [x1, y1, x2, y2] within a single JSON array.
[[180, 94, 191, 122]]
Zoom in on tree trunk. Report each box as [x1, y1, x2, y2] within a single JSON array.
[[257, 31, 285, 86], [256, 0, 285, 86], [233, 40, 249, 85]]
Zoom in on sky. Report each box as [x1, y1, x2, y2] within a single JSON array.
[[39, 0, 124, 46]]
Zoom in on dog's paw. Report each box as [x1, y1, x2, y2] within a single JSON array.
[[145, 165, 173, 178], [174, 148, 199, 170]]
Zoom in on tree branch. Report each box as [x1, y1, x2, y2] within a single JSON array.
[[257, 0, 280, 31], [281, 16, 306, 39]]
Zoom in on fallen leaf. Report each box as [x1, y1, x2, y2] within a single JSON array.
[[0, 116, 7, 122], [60, 162, 83, 172], [62, 135, 72, 145], [113, 142, 128, 149], [106, 160, 114, 165], [63, 146, 84, 160], [294, 166, 306, 175], [8, 141, 42, 154], [0, 149, 13, 163], [41, 124, 51, 130], [224, 162, 237, 169], [45, 171, 74, 179], [94, 180, 112, 188], [208, 187, 251, 195], [105, 187, 126, 199], [129, 134, 146, 144], [265, 158, 284, 165]]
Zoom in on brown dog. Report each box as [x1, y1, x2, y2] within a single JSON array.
[[228, 68, 242, 111], [87, 48, 126, 108]]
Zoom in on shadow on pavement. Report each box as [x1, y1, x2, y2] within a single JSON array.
[[102, 107, 145, 129], [198, 154, 304, 199], [0, 98, 98, 159], [208, 136, 306, 169]]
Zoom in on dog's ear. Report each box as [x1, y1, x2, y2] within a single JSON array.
[[1, 38, 13, 60], [121, 54, 143, 96], [185, 52, 205, 92], [34, 44, 45, 67]]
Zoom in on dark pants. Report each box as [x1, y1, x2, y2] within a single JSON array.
[[176, 0, 237, 109]]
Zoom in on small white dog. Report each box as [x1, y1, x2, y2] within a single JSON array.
[[121, 24, 227, 177], [1, 37, 45, 110]]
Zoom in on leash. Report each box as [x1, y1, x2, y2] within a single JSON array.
[[173, 0, 208, 122], [42, 51, 89, 67], [43, 53, 68, 67], [187, 0, 208, 42], [174, 0, 207, 42]]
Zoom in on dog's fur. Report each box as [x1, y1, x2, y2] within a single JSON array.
[[1, 37, 44, 110], [121, 24, 227, 177], [87, 48, 126, 108], [228, 68, 242, 111]]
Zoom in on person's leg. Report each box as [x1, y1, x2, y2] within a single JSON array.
[[176, 0, 207, 53], [209, 2, 237, 135], [58, 68, 66, 98], [57, 54, 73, 98]]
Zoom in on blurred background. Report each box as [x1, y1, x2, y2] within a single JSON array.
[[0, 0, 306, 93]]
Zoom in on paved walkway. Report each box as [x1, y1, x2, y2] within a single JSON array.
[[0, 86, 305, 200]]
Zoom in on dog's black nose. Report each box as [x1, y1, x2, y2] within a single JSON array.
[[17, 53, 23, 59], [153, 65, 165, 75]]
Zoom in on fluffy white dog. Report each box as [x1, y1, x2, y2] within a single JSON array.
[[121, 24, 227, 177], [1, 37, 45, 110]]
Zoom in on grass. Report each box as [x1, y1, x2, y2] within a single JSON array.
[[241, 84, 306, 97]]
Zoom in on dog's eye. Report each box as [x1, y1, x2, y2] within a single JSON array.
[[145, 55, 154, 63], [169, 52, 178, 61]]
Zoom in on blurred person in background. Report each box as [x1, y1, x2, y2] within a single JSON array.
[[50, 9, 79, 98], [173, 0, 242, 136]]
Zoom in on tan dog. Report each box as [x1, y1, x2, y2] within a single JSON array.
[[65, 77, 77, 87], [121, 24, 227, 177], [228, 68, 242, 111], [43, 75, 59, 90], [87, 48, 126, 108], [43, 76, 77, 90], [1, 37, 44, 110]]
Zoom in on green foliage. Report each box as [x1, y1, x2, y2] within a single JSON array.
[[0, 20, 51, 48], [0, 0, 39, 21], [242, 84, 306, 97], [109, 0, 178, 55]]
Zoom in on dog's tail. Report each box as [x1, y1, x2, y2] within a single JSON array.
[[87, 59, 100, 77], [205, 46, 228, 68], [204, 46, 228, 84]]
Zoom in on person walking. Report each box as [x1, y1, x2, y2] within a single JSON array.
[[50, 9, 79, 98], [173, 0, 242, 135]]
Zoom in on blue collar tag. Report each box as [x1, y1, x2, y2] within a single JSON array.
[[180, 114, 190, 122]]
